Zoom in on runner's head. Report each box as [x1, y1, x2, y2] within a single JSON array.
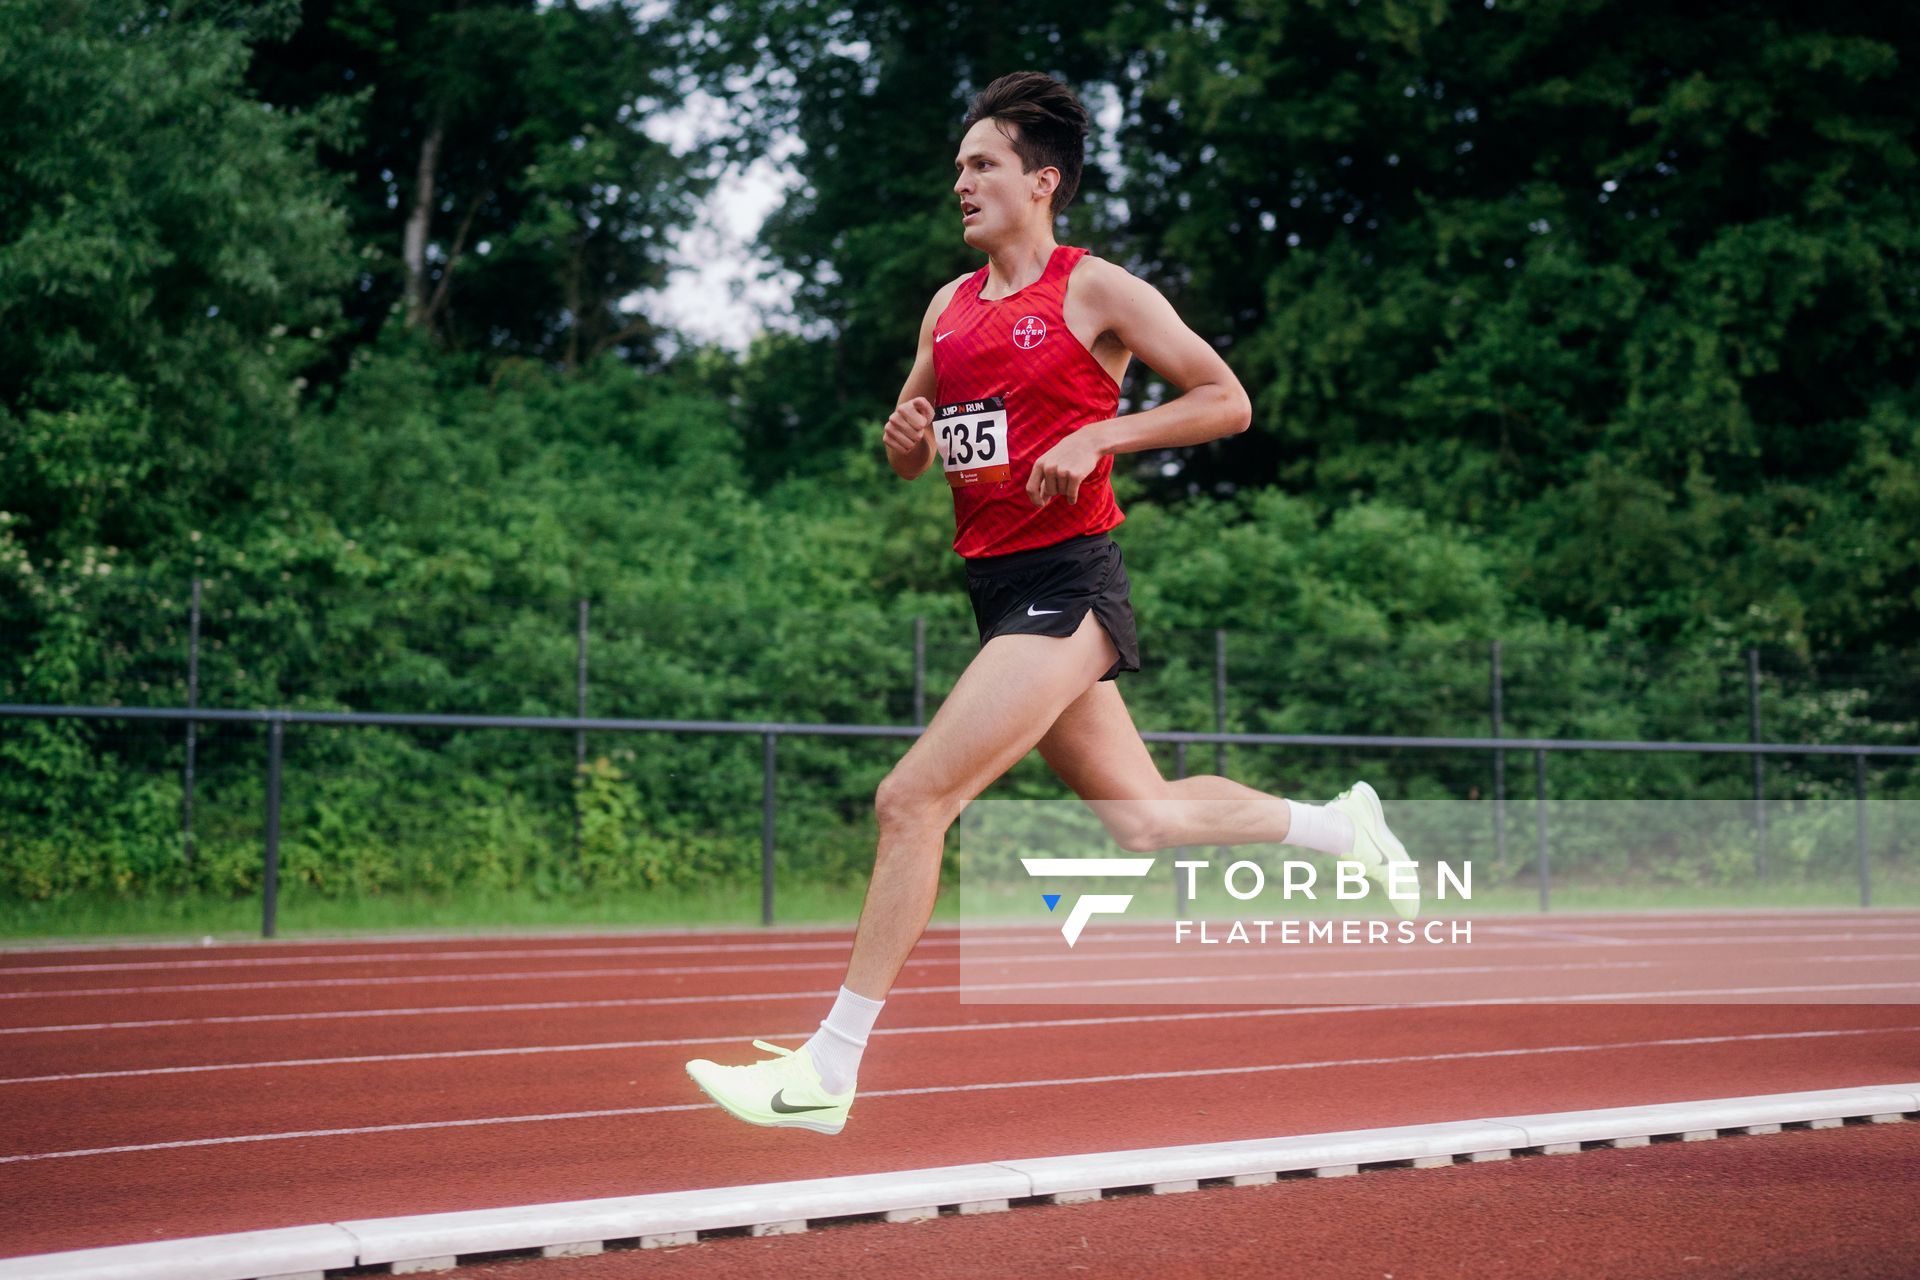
[[955, 71, 1088, 249]]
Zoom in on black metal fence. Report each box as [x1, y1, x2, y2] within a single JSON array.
[[7, 581, 1917, 933], [3, 702, 1914, 937], [19, 578, 1920, 751]]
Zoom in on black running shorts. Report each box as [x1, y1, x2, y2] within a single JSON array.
[[964, 532, 1141, 681]]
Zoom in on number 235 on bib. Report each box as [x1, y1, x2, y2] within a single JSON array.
[[934, 397, 1010, 487]]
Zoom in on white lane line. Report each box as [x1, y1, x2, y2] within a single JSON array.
[[3, 1024, 1914, 1166], [7, 936, 1912, 1005], [0, 958, 1691, 1028], [2, 973, 1915, 1040], [9, 987, 1919, 1087], [0, 922, 976, 961], [950, 951, 1920, 985], [1493, 927, 1633, 945], [0, 940, 929, 975], [0, 947, 1583, 1000], [8, 936, 1917, 1000], [1478, 913, 1920, 931], [0, 962, 859, 1000], [934, 973, 1920, 1000], [5, 913, 1914, 973], [0, 921, 896, 950]]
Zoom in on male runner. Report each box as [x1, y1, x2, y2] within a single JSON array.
[[687, 71, 1414, 1134]]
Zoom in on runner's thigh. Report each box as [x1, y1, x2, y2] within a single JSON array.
[[886, 612, 1118, 812], [1037, 680, 1167, 801]]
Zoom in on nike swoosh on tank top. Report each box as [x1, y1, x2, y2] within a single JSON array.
[[931, 244, 1125, 558]]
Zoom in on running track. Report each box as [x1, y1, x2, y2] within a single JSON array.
[[2, 911, 1917, 1268]]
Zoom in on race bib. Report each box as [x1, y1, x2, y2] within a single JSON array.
[[935, 396, 1010, 487]]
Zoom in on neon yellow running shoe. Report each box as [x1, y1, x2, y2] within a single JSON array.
[[685, 1040, 854, 1135], [1329, 781, 1420, 920]]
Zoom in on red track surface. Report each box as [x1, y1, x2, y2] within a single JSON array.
[[2, 911, 1916, 1271], [459, 1122, 1920, 1280]]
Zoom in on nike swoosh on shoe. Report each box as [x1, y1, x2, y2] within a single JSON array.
[[769, 1088, 836, 1114]]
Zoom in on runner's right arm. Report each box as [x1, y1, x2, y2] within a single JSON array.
[[882, 278, 967, 480]]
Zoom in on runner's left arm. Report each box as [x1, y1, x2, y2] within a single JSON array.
[[1028, 261, 1251, 506]]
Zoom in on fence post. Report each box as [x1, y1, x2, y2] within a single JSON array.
[[913, 616, 927, 727], [1855, 753, 1871, 908], [1491, 640, 1506, 873], [262, 716, 284, 939], [574, 599, 588, 859], [1534, 747, 1549, 914], [1214, 630, 1228, 777], [183, 578, 202, 865], [762, 731, 777, 926], [1747, 647, 1766, 878], [1173, 740, 1189, 918]]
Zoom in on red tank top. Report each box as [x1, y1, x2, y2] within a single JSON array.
[[931, 244, 1124, 558]]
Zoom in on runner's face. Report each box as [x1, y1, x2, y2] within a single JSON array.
[[953, 119, 1051, 249]]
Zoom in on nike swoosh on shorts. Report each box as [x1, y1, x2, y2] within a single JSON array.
[[1027, 605, 1062, 616]]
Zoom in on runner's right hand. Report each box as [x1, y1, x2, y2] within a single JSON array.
[[884, 396, 933, 455]]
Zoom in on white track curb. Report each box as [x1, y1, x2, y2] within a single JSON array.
[[5, 1083, 1915, 1279]]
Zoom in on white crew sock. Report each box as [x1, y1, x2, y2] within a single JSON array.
[[802, 985, 885, 1095], [1280, 798, 1355, 857]]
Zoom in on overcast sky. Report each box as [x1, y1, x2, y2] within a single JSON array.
[[632, 79, 1125, 353], [629, 87, 802, 352]]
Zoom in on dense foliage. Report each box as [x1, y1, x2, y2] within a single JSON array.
[[2, 0, 1914, 906]]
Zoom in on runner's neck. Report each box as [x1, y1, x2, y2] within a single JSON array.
[[980, 238, 1061, 301]]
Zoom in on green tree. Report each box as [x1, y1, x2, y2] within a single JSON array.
[[0, 0, 355, 880], [706, 2, 1918, 648], [699, 0, 1128, 474], [248, 0, 710, 365], [0, 0, 352, 667], [1096, 0, 1919, 648]]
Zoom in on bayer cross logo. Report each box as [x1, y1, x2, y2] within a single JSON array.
[[1011, 315, 1047, 349], [1021, 856, 1156, 946]]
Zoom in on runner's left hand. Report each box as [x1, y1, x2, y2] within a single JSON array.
[[1026, 432, 1104, 506]]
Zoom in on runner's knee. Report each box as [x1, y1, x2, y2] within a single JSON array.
[[1105, 817, 1159, 855], [1100, 803, 1175, 853], [874, 768, 957, 834]]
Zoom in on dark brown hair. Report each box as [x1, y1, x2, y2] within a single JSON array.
[[962, 71, 1089, 215]]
